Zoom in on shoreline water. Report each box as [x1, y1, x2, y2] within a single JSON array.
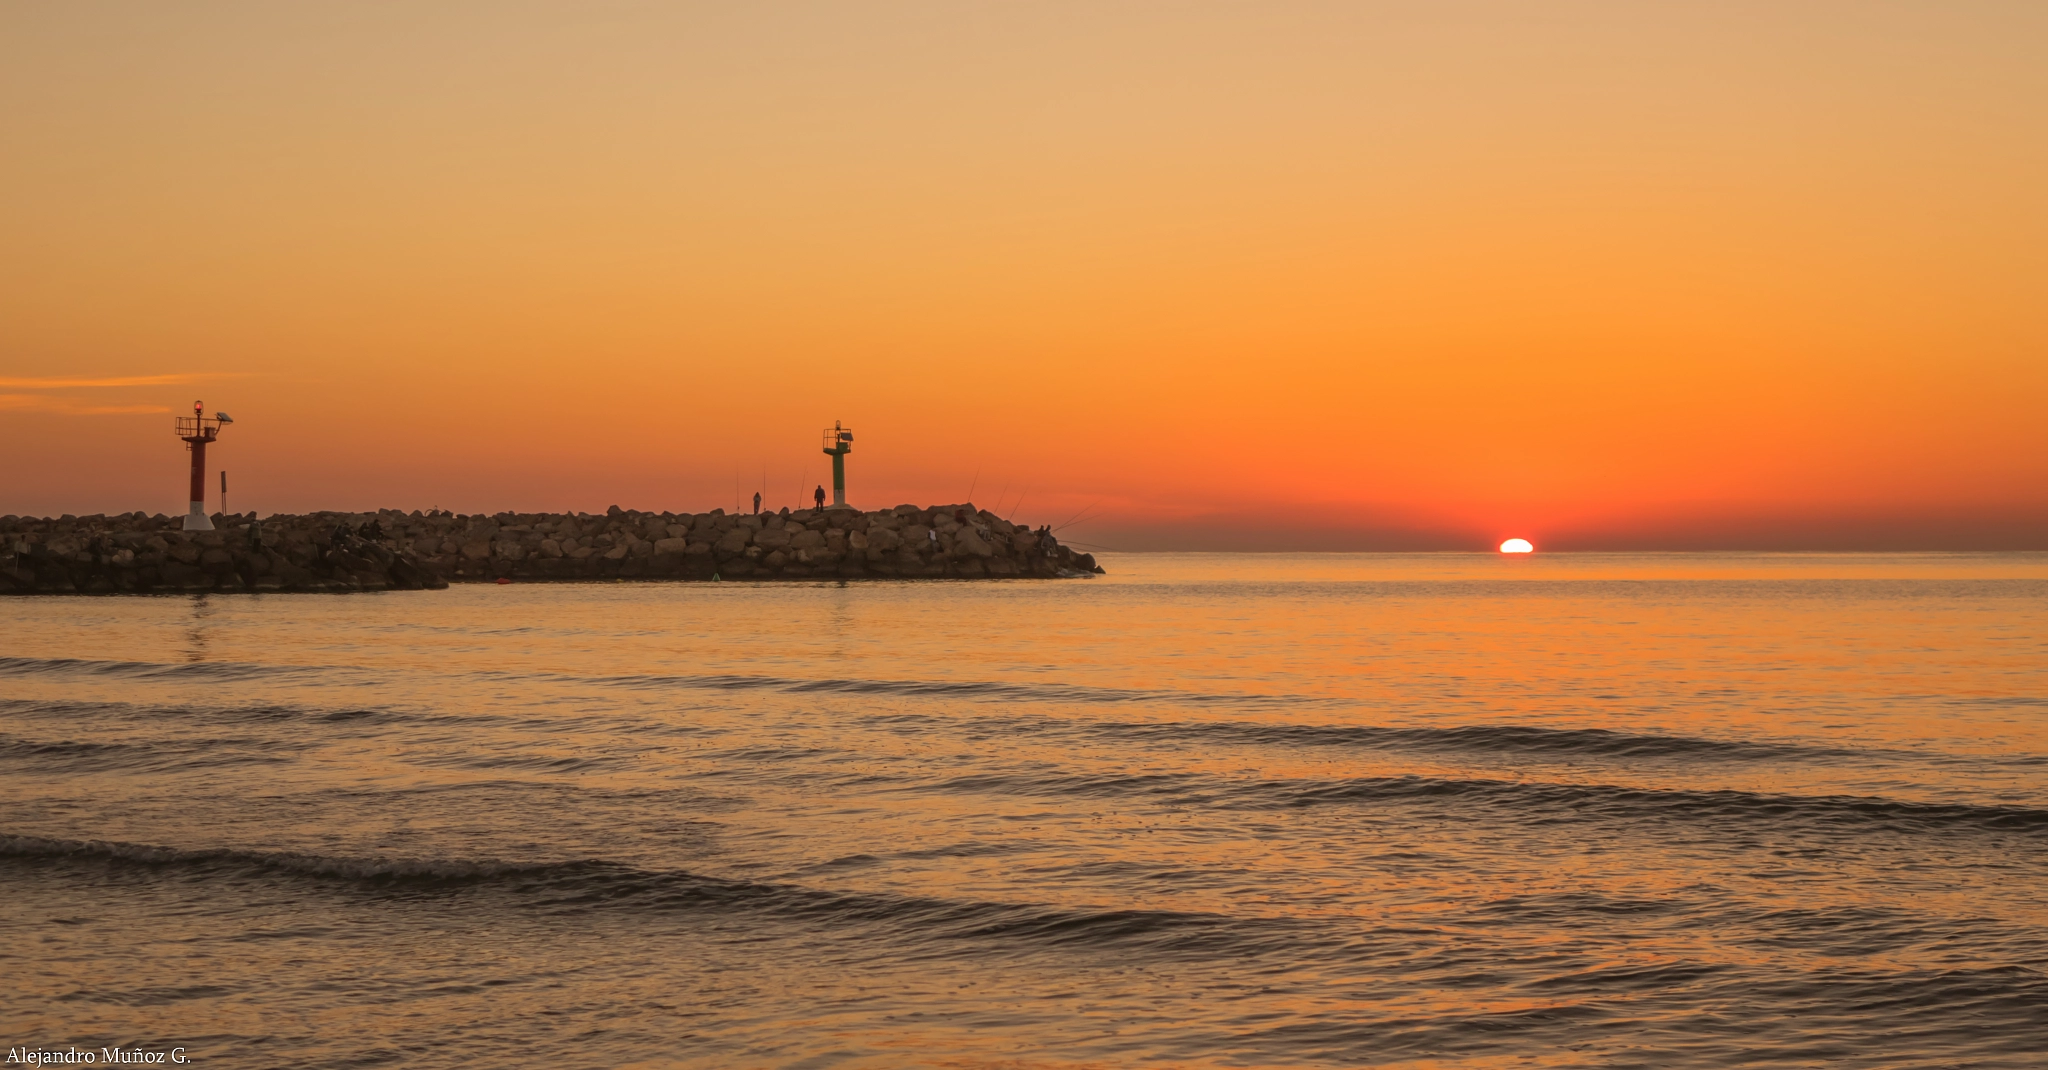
[[4, 553, 2043, 1067]]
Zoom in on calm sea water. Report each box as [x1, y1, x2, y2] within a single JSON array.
[[5, 553, 2047, 1069]]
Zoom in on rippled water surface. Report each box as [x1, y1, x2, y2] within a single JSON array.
[[5, 552, 2047, 1068]]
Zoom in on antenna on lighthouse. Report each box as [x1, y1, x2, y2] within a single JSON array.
[[174, 400, 231, 530], [821, 421, 854, 509]]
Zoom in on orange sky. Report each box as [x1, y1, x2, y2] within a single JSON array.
[[4, 2, 2045, 549]]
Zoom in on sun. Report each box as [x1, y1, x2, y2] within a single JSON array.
[[1499, 538, 1534, 554]]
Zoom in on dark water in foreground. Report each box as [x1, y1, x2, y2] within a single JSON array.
[[4, 552, 2046, 1069]]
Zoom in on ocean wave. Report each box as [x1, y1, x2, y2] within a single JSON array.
[[1264, 776, 2048, 833], [864, 711, 1877, 764], [0, 834, 583, 882], [0, 732, 306, 773], [569, 669, 1322, 710], [0, 653, 1310, 711], [0, 695, 449, 739], [1467, 890, 2046, 961], [0, 696, 710, 746], [0, 834, 1295, 957], [1234, 962, 2048, 1063], [1195, 721, 1859, 762], [0, 734, 133, 762], [0, 655, 330, 683], [402, 751, 635, 775], [913, 769, 2048, 837]]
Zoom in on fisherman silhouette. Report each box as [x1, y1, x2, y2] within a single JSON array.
[[753, 492, 762, 515], [814, 485, 826, 509]]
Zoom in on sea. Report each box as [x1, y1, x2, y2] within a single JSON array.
[[4, 552, 2046, 1069]]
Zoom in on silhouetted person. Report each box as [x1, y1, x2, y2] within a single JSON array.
[[814, 485, 826, 510], [753, 492, 762, 515]]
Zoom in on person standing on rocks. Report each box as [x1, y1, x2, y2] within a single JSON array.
[[814, 485, 826, 510], [753, 492, 762, 515]]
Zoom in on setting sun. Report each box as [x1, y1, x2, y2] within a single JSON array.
[[1500, 538, 1534, 554]]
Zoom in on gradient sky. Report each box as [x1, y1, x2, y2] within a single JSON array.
[[4, 2, 2045, 549]]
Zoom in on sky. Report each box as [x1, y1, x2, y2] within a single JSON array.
[[3, 2, 2045, 550]]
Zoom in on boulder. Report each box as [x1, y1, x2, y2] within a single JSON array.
[[953, 528, 995, 558], [654, 537, 690, 555]]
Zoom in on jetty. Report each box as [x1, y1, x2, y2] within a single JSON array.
[[0, 505, 1103, 594]]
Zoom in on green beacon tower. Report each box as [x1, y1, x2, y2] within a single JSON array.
[[821, 422, 854, 509]]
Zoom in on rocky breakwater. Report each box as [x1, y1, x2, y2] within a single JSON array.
[[0, 511, 445, 594], [428, 504, 1101, 582], [0, 504, 1100, 594]]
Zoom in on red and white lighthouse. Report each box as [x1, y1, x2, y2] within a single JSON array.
[[175, 400, 233, 530]]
